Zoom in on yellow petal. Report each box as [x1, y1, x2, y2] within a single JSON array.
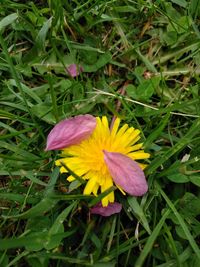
[[92, 183, 99, 196], [138, 163, 148, 170], [67, 175, 75, 182], [128, 151, 150, 160], [83, 177, 97, 195], [116, 185, 126, 195], [102, 196, 109, 207], [110, 117, 120, 139]]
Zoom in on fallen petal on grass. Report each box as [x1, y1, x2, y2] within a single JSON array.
[[90, 202, 122, 216]]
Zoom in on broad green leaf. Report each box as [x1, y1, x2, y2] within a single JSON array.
[[93, 262, 116, 267], [31, 103, 56, 124], [167, 173, 189, 183], [3, 168, 60, 218], [171, 0, 187, 8], [44, 167, 60, 196], [2, 197, 58, 219], [26, 216, 51, 234], [36, 17, 52, 50], [0, 252, 9, 267], [128, 197, 151, 234], [8, 79, 42, 104], [0, 232, 47, 250], [135, 48, 157, 72], [26, 257, 49, 267], [25, 173, 48, 186], [189, 175, 200, 187], [180, 192, 200, 217], [44, 201, 77, 250], [83, 52, 112, 72], [5, 251, 29, 267], [162, 31, 177, 46], [127, 76, 160, 101], [0, 13, 18, 31], [0, 231, 75, 251], [156, 182, 200, 259]]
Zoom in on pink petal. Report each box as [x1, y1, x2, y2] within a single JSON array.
[[45, 114, 96, 150], [67, 64, 83, 77], [103, 151, 148, 196], [90, 202, 122, 217]]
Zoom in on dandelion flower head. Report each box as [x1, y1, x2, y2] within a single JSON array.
[[47, 115, 150, 207]]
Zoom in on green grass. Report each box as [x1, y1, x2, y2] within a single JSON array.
[[0, 0, 200, 266]]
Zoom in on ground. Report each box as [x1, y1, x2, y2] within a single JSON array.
[[0, 1, 200, 266]]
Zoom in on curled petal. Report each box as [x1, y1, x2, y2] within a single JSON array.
[[46, 114, 96, 150], [90, 202, 122, 217], [67, 64, 83, 77], [103, 151, 148, 196]]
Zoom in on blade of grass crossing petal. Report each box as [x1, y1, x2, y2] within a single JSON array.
[[60, 162, 85, 185], [156, 181, 200, 259], [135, 208, 171, 267], [88, 186, 116, 207], [147, 117, 200, 175]]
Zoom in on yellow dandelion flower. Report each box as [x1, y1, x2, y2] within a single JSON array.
[[46, 115, 150, 207]]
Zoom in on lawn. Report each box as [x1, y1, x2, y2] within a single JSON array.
[[0, 0, 200, 266]]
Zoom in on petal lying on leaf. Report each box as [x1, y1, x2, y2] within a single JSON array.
[[67, 64, 83, 77], [90, 202, 122, 216], [103, 151, 148, 196], [45, 114, 96, 150]]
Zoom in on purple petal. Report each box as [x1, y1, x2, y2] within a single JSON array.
[[103, 151, 148, 196], [45, 114, 96, 150], [67, 64, 83, 77], [90, 202, 122, 217]]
